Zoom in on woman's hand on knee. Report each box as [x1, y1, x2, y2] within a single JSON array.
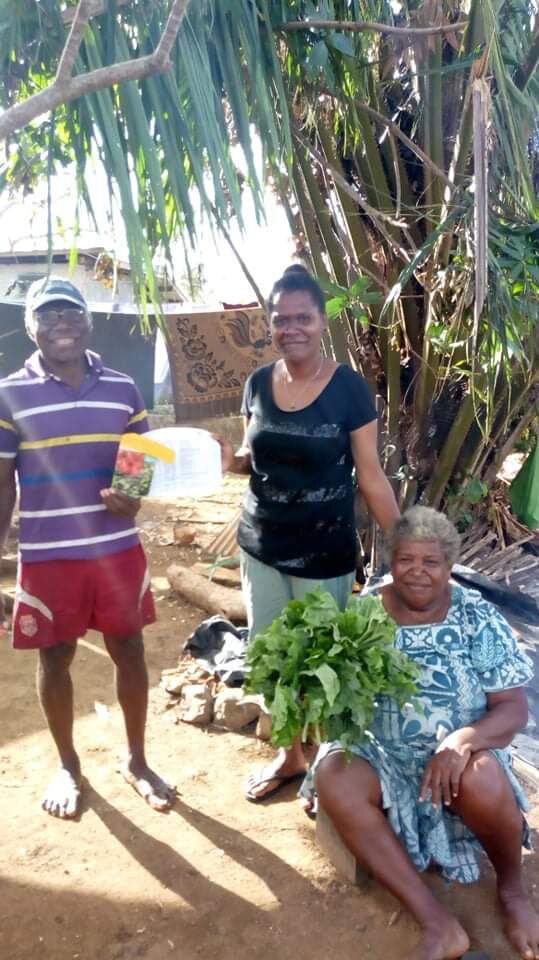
[[420, 732, 472, 807]]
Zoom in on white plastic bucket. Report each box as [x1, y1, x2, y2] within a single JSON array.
[[146, 427, 222, 498]]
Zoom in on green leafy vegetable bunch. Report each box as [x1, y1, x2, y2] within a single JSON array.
[[246, 589, 419, 750]]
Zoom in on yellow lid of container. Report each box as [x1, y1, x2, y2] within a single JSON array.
[[120, 432, 176, 463]]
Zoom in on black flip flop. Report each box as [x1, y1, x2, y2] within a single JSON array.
[[245, 770, 305, 803]]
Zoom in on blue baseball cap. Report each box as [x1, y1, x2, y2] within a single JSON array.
[[26, 275, 88, 313], [24, 275, 91, 340]]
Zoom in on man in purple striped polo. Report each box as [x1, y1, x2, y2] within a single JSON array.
[[0, 276, 175, 818]]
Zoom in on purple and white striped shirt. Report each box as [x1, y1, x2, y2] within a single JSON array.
[[0, 350, 149, 562]]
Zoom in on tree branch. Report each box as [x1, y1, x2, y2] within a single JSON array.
[[153, 0, 190, 68], [293, 129, 412, 265], [318, 88, 457, 192], [0, 0, 191, 142], [62, 0, 131, 24], [514, 22, 539, 90], [56, 0, 94, 84], [278, 18, 469, 39], [353, 101, 456, 191]]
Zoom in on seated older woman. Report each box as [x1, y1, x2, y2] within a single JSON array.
[[314, 506, 538, 960]]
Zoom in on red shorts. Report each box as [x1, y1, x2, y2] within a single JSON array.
[[13, 545, 156, 649]]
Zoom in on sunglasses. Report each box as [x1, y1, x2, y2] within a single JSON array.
[[35, 307, 88, 328]]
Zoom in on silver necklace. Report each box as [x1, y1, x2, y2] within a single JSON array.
[[282, 356, 324, 410]]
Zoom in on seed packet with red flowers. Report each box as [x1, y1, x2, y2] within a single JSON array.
[[111, 433, 175, 498]]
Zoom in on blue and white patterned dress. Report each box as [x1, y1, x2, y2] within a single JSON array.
[[308, 585, 534, 883]]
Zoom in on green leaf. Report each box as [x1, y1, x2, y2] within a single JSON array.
[[309, 663, 340, 706], [318, 278, 348, 298], [327, 32, 355, 58], [349, 276, 371, 295], [461, 476, 488, 504], [307, 41, 329, 74], [326, 294, 348, 319]]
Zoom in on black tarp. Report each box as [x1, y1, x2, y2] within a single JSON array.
[[0, 298, 156, 409]]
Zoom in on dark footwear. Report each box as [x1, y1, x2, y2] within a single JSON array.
[[245, 769, 305, 803], [461, 953, 491, 959]]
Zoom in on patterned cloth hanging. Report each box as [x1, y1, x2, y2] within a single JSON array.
[[165, 308, 278, 421]]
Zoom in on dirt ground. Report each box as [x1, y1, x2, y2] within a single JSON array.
[[1, 481, 538, 960]]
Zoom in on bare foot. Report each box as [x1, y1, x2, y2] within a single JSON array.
[[500, 888, 539, 959], [403, 916, 470, 960], [42, 762, 82, 819], [122, 762, 176, 811]]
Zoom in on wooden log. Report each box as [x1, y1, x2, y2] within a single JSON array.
[[167, 562, 246, 623], [460, 532, 496, 564], [479, 536, 533, 576], [191, 561, 241, 588], [507, 559, 539, 577]]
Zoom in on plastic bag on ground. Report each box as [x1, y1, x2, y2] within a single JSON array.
[[185, 616, 248, 686]]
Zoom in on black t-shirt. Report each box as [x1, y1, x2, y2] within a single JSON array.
[[238, 363, 377, 578]]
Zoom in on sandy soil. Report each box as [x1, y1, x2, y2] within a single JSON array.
[[1, 486, 538, 960]]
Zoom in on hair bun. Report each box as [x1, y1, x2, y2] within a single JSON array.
[[268, 263, 325, 314], [282, 264, 310, 278]]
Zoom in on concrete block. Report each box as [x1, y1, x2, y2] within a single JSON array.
[[256, 711, 272, 741], [316, 805, 369, 886], [213, 689, 261, 731], [163, 673, 186, 696], [176, 683, 213, 725]]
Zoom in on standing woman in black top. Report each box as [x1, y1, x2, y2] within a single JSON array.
[[218, 265, 400, 801]]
